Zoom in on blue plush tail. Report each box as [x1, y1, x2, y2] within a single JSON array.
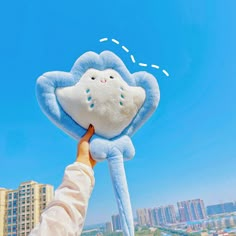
[[90, 136, 135, 235], [108, 154, 134, 236]]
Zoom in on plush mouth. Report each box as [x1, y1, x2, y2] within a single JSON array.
[[100, 79, 107, 83]]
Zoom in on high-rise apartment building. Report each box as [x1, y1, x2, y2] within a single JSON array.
[[0, 188, 7, 236], [164, 205, 177, 224], [149, 208, 158, 226], [105, 221, 113, 233], [207, 202, 236, 216], [0, 181, 54, 236], [111, 214, 122, 232], [149, 205, 177, 226], [136, 208, 151, 226], [155, 207, 166, 225], [177, 199, 207, 222]]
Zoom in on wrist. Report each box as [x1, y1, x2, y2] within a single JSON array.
[[76, 155, 95, 168]]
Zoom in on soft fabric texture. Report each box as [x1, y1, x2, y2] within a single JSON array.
[[29, 162, 94, 236], [56, 68, 146, 139], [36, 51, 160, 236]]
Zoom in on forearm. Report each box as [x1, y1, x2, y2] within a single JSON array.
[[29, 162, 95, 236]]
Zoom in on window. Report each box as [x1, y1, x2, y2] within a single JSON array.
[[14, 192, 18, 199], [8, 193, 12, 200], [42, 187, 46, 194]]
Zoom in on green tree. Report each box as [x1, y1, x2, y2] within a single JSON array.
[[153, 228, 161, 236]]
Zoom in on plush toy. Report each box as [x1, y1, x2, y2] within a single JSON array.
[[36, 51, 160, 236]]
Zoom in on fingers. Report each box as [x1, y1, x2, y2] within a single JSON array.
[[82, 124, 95, 142]]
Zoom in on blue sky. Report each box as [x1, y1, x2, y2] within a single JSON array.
[[0, 0, 236, 225]]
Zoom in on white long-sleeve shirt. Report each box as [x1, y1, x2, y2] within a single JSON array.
[[29, 162, 95, 236]]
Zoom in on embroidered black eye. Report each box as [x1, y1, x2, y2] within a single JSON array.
[[110, 76, 114, 79], [91, 77, 95, 80]]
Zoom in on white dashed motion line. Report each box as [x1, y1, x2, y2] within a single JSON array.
[[151, 64, 160, 69], [112, 39, 119, 44], [99, 37, 170, 77], [130, 55, 136, 63], [139, 63, 147, 67], [162, 69, 169, 77], [99, 38, 108, 42], [122, 45, 129, 53]]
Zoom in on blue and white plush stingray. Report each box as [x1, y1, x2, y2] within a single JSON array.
[[36, 51, 160, 236]]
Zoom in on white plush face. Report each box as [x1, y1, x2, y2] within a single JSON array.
[[56, 69, 146, 139]]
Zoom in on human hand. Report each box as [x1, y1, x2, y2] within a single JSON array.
[[76, 124, 96, 168]]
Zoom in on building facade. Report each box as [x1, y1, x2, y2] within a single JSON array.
[[177, 199, 207, 222], [111, 214, 122, 232], [136, 208, 151, 226], [207, 202, 236, 216], [149, 205, 177, 226], [105, 222, 113, 233], [164, 205, 177, 224], [0, 189, 7, 236], [0, 181, 54, 236]]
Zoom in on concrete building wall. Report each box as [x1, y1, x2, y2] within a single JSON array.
[[136, 208, 151, 226], [0, 189, 7, 236]]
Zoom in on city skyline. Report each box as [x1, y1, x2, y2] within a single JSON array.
[[2, 178, 236, 227], [102, 198, 236, 228], [0, 0, 236, 226], [84, 199, 236, 235], [1, 177, 236, 235]]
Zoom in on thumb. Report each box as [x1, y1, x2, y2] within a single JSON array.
[[82, 124, 95, 142]]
